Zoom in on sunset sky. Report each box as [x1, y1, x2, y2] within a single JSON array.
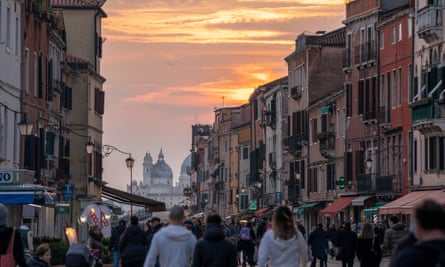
[[101, 0, 345, 193]]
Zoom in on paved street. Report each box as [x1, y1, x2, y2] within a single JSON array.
[[320, 256, 391, 267]]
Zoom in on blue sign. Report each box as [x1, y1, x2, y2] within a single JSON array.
[[63, 184, 74, 201], [275, 192, 282, 203], [0, 171, 13, 183]]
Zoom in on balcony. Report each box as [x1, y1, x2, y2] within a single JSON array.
[[357, 173, 372, 192], [290, 86, 303, 99], [363, 110, 377, 124], [411, 98, 445, 131], [417, 5, 443, 43], [354, 41, 377, 67], [376, 175, 401, 194], [287, 135, 304, 156]]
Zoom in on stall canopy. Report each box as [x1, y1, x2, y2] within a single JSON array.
[[379, 189, 445, 215], [363, 204, 385, 217], [0, 184, 57, 205], [297, 202, 320, 215], [101, 186, 166, 212], [254, 207, 270, 217], [319, 196, 355, 217]]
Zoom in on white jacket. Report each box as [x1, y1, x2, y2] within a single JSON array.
[[257, 230, 309, 267], [143, 225, 197, 267]]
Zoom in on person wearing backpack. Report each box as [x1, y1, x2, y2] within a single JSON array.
[[391, 199, 445, 267], [238, 221, 256, 267]]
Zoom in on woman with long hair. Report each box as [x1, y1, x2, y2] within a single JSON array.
[[356, 223, 381, 267], [257, 205, 309, 267]]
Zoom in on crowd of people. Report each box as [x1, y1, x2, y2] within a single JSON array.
[[0, 198, 444, 267]]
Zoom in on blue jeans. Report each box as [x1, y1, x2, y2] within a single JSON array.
[[112, 251, 119, 267]]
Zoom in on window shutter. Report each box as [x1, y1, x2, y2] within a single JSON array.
[[46, 131, 55, 155]]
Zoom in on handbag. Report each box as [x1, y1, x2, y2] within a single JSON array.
[[0, 227, 17, 267]]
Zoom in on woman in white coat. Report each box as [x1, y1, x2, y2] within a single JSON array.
[[257, 205, 309, 267]]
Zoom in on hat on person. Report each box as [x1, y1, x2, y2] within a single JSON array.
[[0, 204, 7, 226]]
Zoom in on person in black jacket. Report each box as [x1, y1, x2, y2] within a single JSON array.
[[109, 219, 126, 267], [308, 223, 328, 267], [337, 222, 357, 267], [391, 199, 445, 267], [119, 216, 148, 267], [192, 213, 237, 267], [0, 204, 28, 267]]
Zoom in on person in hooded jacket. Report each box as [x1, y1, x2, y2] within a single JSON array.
[[192, 213, 237, 267], [257, 205, 309, 267], [26, 243, 51, 267], [119, 215, 147, 267], [143, 205, 197, 267], [382, 215, 409, 256]]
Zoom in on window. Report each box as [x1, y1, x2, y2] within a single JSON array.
[[398, 23, 402, 42], [408, 18, 413, 38], [398, 68, 402, 105], [392, 70, 397, 107], [358, 80, 364, 115], [346, 83, 352, 117], [391, 26, 396, 44], [242, 147, 248, 159], [34, 53, 38, 97], [15, 17, 18, 55], [380, 74, 385, 107], [408, 64, 413, 102], [380, 31, 384, 49], [25, 49, 30, 94], [94, 88, 105, 115], [6, 7, 10, 49], [413, 139, 417, 172]]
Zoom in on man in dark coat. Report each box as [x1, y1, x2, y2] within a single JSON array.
[[337, 222, 357, 267], [391, 199, 445, 267], [119, 216, 148, 267], [308, 223, 328, 267], [192, 213, 237, 267]]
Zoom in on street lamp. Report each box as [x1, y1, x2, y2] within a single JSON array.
[[102, 144, 135, 215], [18, 113, 34, 136]]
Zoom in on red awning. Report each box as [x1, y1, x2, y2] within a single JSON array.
[[319, 196, 356, 217], [379, 190, 445, 215], [254, 207, 270, 217]]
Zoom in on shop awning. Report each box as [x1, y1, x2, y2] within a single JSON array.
[[352, 195, 374, 206], [297, 202, 320, 215], [379, 190, 445, 215], [254, 207, 270, 217], [363, 203, 385, 217], [102, 186, 166, 212], [0, 184, 57, 205], [319, 196, 355, 217]]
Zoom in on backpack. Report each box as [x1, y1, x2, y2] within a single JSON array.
[[240, 227, 251, 241]]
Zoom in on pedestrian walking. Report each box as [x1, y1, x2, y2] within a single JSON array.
[[381, 215, 409, 256], [192, 213, 237, 267], [257, 205, 309, 267], [391, 199, 445, 267], [296, 219, 306, 239], [308, 223, 328, 267], [237, 221, 256, 267], [26, 243, 51, 267], [87, 224, 103, 267], [143, 205, 197, 267], [119, 216, 147, 267], [109, 219, 126, 267], [356, 223, 381, 267], [0, 203, 29, 267], [326, 224, 339, 259], [337, 222, 357, 267]]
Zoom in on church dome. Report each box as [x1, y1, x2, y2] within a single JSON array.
[[151, 149, 173, 178], [180, 154, 191, 175]]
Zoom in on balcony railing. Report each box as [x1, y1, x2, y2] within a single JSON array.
[[411, 98, 445, 128], [354, 41, 377, 65], [287, 135, 304, 156], [363, 110, 377, 122], [290, 85, 303, 99], [417, 5, 443, 42], [357, 173, 372, 192], [376, 175, 401, 194]]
